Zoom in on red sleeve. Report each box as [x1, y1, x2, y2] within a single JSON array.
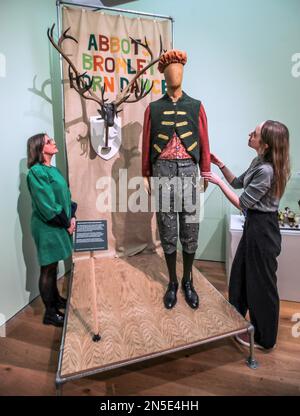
[[199, 103, 211, 174], [142, 105, 152, 177]]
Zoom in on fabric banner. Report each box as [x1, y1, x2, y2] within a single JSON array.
[[61, 7, 172, 259]]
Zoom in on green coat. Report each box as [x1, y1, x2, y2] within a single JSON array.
[[27, 164, 74, 266]]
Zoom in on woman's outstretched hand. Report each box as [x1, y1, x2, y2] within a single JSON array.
[[201, 171, 223, 186], [210, 153, 224, 168]]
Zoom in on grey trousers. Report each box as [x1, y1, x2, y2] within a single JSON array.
[[152, 159, 200, 254]]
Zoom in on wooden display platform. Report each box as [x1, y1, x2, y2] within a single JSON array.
[[56, 252, 256, 390]]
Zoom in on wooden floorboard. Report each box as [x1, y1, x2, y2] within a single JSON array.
[[0, 258, 299, 396]]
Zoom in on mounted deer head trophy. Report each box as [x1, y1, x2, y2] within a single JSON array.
[[47, 24, 166, 158]]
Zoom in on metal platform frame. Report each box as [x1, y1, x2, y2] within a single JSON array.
[[55, 260, 258, 396]]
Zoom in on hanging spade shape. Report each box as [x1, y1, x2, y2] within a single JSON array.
[[90, 114, 122, 160]]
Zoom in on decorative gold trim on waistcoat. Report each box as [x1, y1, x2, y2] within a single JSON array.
[[187, 141, 197, 151], [161, 121, 175, 126], [177, 111, 187, 115], [176, 121, 188, 127], [158, 134, 169, 141], [154, 144, 162, 153], [163, 110, 175, 115], [180, 131, 192, 139]]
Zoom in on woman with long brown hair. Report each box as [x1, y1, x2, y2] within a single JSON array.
[[202, 120, 290, 350], [27, 133, 77, 327]]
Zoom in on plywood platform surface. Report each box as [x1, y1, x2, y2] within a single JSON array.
[[60, 253, 249, 379]]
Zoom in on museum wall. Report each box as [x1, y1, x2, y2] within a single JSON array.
[[0, 0, 299, 323], [0, 0, 65, 323]]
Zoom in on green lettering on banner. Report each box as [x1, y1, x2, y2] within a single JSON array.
[[120, 77, 129, 90], [92, 76, 102, 91], [127, 59, 136, 74], [82, 53, 93, 70], [121, 39, 130, 54], [88, 34, 98, 51], [141, 78, 151, 92]]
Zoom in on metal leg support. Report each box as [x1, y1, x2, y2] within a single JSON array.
[[55, 380, 63, 396], [246, 325, 259, 369], [92, 333, 101, 342]]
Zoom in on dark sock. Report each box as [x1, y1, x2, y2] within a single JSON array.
[[182, 251, 195, 282], [164, 251, 178, 284]]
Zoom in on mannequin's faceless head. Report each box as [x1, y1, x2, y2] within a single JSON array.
[[158, 50, 187, 91], [164, 62, 184, 89]]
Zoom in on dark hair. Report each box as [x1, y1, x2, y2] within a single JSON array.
[[261, 120, 290, 199], [27, 133, 46, 168]]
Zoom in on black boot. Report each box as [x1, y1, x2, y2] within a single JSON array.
[[163, 252, 178, 309], [55, 294, 67, 310], [50, 265, 67, 310], [182, 279, 199, 309], [164, 281, 179, 309], [182, 251, 199, 309]]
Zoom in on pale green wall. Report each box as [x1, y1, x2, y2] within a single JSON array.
[[1, 0, 299, 322], [0, 0, 66, 323]]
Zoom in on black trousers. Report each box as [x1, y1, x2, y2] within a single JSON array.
[[229, 210, 281, 349]]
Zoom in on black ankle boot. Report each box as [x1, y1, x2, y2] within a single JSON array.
[[56, 295, 67, 310], [43, 309, 64, 327], [163, 281, 178, 309], [181, 277, 199, 309]]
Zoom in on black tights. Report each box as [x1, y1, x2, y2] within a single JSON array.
[[39, 262, 60, 313], [182, 251, 195, 281], [164, 251, 195, 283]]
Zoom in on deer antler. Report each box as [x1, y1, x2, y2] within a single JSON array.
[[114, 35, 166, 108], [47, 24, 104, 108], [124, 79, 155, 103]]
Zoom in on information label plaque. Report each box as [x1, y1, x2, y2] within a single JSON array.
[[74, 220, 108, 252]]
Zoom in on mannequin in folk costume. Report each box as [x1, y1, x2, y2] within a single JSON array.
[[142, 50, 211, 309]]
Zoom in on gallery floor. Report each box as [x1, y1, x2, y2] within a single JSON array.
[[0, 259, 299, 396]]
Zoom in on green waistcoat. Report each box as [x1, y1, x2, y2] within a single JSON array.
[[150, 91, 201, 163]]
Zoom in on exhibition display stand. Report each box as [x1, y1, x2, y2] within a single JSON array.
[[55, 252, 256, 395], [52, 1, 258, 395]]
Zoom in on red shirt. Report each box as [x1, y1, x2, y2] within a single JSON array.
[[159, 132, 192, 159], [142, 103, 211, 177]]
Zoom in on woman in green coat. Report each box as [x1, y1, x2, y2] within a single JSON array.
[[27, 133, 77, 327]]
